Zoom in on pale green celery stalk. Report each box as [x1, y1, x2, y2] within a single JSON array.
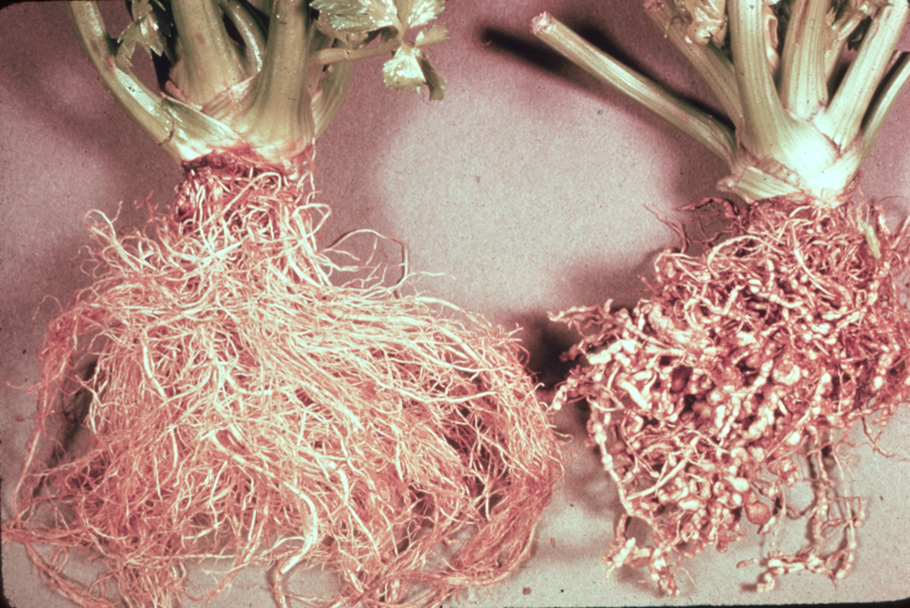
[[644, 0, 743, 132], [68, 0, 448, 166], [229, 0, 317, 161], [218, 0, 266, 74], [301, 26, 355, 138], [859, 51, 910, 163], [169, 0, 248, 105], [533, 0, 910, 204], [727, 0, 837, 174], [531, 13, 737, 167], [313, 62, 355, 140], [314, 39, 406, 64], [778, 0, 829, 118], [825, 2, 874, 79], [67, 2, 242, 161], [815, 0, 910, 148]]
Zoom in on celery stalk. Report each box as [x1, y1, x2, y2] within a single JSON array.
[[67, 0, 450, 165], [816, 0, 910, 148], [778, 0, 829, 119], [532, 13, 737, 167], [67, 1, 243, 161], [229, 0, 317, 160], [644, 0, 743, 129], [533, 0, 910, 204], [168, 0, 247, 105]]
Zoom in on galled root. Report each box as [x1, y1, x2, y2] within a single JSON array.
[[2, 152, 563, 608], [552, 197, 910, 595]]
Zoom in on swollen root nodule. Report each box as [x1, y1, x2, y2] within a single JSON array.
[[552, 197, 910, 595], [4, 154, 562, 608]]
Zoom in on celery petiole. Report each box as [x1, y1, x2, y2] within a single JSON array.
[[169, 0, 247, 105], [644, 0, 743, 132], [230, 0, 316, 160], [68, 0, 449, 166], [532, 13, 737, 167], [859, 50, 910, 165], [67, 1, 242, 161], [534, 0, 910, 204], [816, 0, 910, 148], [778, 0, 830, 119]]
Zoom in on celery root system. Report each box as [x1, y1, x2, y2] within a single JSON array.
[[553, 196, 910, 595], [3, 153, 563, 608]]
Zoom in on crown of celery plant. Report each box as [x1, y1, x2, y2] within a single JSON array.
[[69, 0, 448, 166], [533, 0, 910, 205]]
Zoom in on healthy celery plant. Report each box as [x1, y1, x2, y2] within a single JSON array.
[[1, 3, 565, 608]]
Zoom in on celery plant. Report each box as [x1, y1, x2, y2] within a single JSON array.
[[1, 3, 567, 608], [533, 0, 910, 596]]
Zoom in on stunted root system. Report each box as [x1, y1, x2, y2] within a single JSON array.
[[552, 197, 910, 595], [3, 153, 563, 608]]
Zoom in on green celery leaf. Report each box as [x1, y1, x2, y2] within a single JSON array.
[[382, 43, 425, 92], [381, 43, 444, 99], [312, 0, 399, 33], [678, 0, 727, 46], [397, 0, 444, 29], [116, 0, 170, 69], [116, 21, 143, 69], [415, 22, 448, 47]]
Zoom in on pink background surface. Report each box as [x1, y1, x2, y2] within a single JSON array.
[[2, 1, 909, 606]]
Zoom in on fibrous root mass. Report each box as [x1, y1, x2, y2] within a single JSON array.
[[4, 153, 563, 608]]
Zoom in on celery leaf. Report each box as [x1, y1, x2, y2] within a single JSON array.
[[678, 0, 727, 46], [382, 43, 445, 100], [382, 43, 425, 92], [312, 0, 399, 33], [116, 0, 170, 69], [415, 22, 449, 47], [398, 0, 444, 28]]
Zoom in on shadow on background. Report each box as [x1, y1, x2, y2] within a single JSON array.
[[477, 14, 731, 206]]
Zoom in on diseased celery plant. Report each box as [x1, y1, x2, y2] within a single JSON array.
[[533, 0, 910, 596], [1, 2, 563, 607]]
